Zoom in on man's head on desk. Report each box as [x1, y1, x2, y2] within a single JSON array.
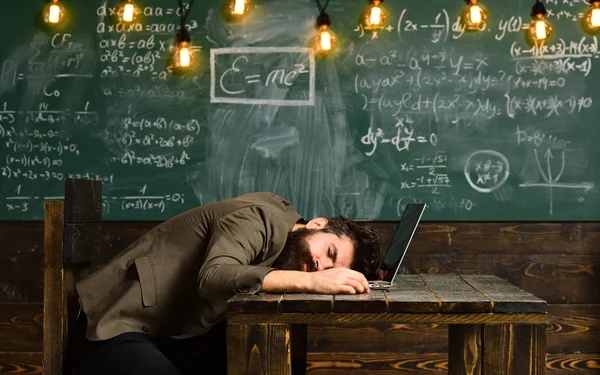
[[272, 216, 380, 276]]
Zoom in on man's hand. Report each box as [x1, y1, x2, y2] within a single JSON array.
[[308, 268, 370, 294]]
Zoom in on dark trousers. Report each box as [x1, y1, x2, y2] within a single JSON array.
[[70, 312, 227, 375]]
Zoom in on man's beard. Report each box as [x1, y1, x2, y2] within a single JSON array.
[[271, 228, 317, 272]]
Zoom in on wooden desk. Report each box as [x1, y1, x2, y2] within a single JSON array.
[[227, 274, 547, 375]]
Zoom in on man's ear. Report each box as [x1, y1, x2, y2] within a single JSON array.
[[305, 217, 328, 229]]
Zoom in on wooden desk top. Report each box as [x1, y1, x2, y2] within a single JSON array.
[[227, 274, 547, 325]]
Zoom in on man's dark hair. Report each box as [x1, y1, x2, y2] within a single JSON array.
[[321, 216, 381, 277]]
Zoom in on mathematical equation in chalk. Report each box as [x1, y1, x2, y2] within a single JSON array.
[[96, 3, 200, 34], [4, 140, 79, 156], [210, 47, 315, 106], [354, 5, 600, 44], [100, 84, 188, 99], [0, 102, 98, 126], [358, 92, 592, 119], [396, 195, 475, 215], [121, 117, 202, 135], [354, 47, 594, 82], [1, 168, 114, 183], [464, 150, 510, 193], [515, 126, 571, 150], [360, 115, 438, 156], [4, 184, 185, 213], [111, 150, 190, 169], [398, 152, 453, 194], [96, 2, 200, 79], [118, 131, 195, 149]]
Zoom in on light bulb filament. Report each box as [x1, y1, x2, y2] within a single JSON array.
[[179, 47, 191, 67], [535, 20, 547, 39], [320, 30, 332, 51], [123, 3, 135, 22], [469, 5, 482, 24], [369, 6, 382, 25], [591, 8, 600, 27], [233, 0, 246, 15], [48, 4, 61, 23]]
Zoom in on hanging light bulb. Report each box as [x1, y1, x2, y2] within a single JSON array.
[[43, 0, 65, 25], [173, 30, 193, 69], [529, 0, 552, 45], [462, 0, 488, 31], [584, 1, 600, 33], [231, 0, 249, 16], [119, 0, 138, 23], [320, 27, 333, 50], [175, 42, 192, 68], [177, 42, 192, 67], [362, 0, 386, 31], [312, 13, 336, 57], [224, 0, 250, 21]]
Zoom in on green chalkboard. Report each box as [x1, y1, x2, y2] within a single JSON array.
[[1, 0, 599, 221]]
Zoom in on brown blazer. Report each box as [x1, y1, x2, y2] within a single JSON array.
[[76, 192, 302, 341]]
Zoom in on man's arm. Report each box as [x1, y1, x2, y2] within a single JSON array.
[[197, 207, 281, 299], [262, 268, 370, 294], [197, 206, 370, 298]]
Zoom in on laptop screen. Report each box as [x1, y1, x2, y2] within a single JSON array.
[[376, 203, 426, 282]]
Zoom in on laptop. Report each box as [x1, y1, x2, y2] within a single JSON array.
[[368, 203, 426, 290]]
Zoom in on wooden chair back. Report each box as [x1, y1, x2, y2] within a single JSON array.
[[43, 178, 103, 375]]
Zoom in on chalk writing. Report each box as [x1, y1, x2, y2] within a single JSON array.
[[1, 0, 599, 221], [0, 2, 207, 219], [210, 47, 315, 106], [514, 126, 594, 215], [464, 150, 510, 193], [397, 195, 474, 214], [112, 150, 190, 169], [519, 148, 594, 215], [4, 185, 184, 214], [344, 1, 600, 218], [360, 115, 438, 156], [398, 152, 452, 194], [515, 126, 571, 150]]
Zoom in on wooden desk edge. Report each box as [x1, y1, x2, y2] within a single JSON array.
[[227, 312, 547, 325]]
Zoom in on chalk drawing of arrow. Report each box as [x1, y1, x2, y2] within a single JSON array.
[[534, 148, 570, 183], [533, 148, 566, 183]]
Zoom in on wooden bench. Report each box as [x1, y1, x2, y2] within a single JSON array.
[[227, 274, 547, 375]]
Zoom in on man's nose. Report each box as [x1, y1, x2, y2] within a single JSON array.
[[319, 257, 333, 270]]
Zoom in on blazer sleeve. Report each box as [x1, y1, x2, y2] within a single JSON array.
[[196, 206, 285, 300]]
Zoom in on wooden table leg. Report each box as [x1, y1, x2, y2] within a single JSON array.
[[291, 324, 307, 375], [448, 324, 482, 375], [483, 324, 547, 375], [227, 322, 292, 375]]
